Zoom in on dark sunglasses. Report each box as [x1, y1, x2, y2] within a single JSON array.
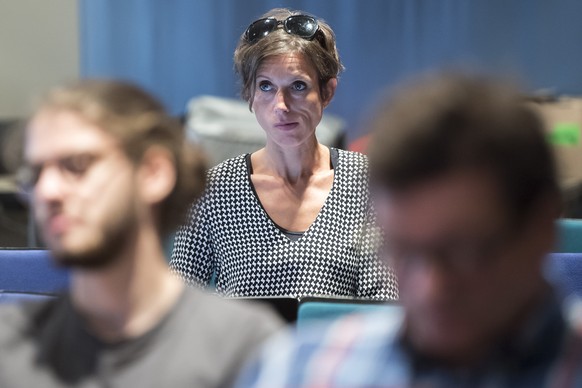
[[244, 15, 319, 44]]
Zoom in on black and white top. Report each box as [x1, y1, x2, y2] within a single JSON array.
[[171, 149, 398, 300]]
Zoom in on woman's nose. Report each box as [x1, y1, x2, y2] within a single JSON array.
[[274, 90, 290, 113]]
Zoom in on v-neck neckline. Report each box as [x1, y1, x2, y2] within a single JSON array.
[[244, 148, 339, 242]]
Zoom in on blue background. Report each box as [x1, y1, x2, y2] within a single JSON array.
[[80, 0, 582, 141]]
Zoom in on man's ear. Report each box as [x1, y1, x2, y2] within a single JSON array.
[[137, 146, 176, 205], [322, 78, 338, 108]]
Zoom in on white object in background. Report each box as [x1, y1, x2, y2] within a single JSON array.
[[185, 95, 346, 166]]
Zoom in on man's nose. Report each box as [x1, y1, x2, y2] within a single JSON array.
[[34, 166, 66, 203], [407, 256, 451, 300]]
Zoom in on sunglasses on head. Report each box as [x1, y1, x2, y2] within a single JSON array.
[[244, 15, 319, 44]]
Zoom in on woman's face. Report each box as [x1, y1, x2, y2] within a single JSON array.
[[251, 53, 335, 148]]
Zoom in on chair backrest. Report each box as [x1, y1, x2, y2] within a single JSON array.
[[0, 292, 56, 304], [546, 252, 582, 298], [0, 249, 69, 299], [556, 219, 582, 253], [297, 296, 403, 332]]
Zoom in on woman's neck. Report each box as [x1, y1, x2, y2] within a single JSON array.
[[255, 138, 330, 183]]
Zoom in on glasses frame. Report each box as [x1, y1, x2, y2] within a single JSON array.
[[383, 226, 520, 276], [244, 15, 320, 44], [17, 151, 113, 196]]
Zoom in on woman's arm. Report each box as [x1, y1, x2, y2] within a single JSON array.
[[356, 208, 399, 300], [170, 195, 215, 288]]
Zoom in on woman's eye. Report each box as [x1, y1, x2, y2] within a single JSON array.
[[258, 81, 272, 92], [292, 81, 307, 91]]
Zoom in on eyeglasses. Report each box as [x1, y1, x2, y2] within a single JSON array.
[[383, 229, 517, 275], [17, 153, 105, 195], [244, 15, 319, 44]]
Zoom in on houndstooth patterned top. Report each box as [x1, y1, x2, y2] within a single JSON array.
[[170, 149, 398, 300]]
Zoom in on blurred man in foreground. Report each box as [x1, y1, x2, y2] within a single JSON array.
[[240, 74, 582, 387], [0, 80, 282, 387]]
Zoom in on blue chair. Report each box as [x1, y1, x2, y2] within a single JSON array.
[[556, 219, 582, 253], [0, 249, 69, 303], [297, 296, 402, 332], [546, 253, 582, 298], [0, 292, 56, 304]]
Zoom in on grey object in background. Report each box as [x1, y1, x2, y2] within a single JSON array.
[[0, 120, 28, 247], [185, 95, 346, 167]]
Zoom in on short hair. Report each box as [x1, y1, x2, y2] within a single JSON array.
[[234, 8, 344, 109], [368, 73, 560, 225], [34, 79, 207, 235]]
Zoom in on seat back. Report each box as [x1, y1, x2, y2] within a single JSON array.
[[546, 252, 582, 298], [297, 296, 402, 332], [0, 249, 69, 302], [0, 292, 56, 304], [556, 219, 582, 253]]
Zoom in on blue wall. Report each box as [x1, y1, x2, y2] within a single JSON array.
[[80, 0, 582, 141]]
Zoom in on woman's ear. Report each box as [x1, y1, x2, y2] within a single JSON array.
[[137, 146, 176, 205], [322, 78, 338, 108]]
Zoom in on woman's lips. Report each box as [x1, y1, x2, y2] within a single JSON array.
[[274, 122, 299, 130]]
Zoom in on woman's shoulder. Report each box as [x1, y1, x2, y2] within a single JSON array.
[[334, 148, 370, 171], [206, 154, 250, 182], [186, 153, 253, 217]]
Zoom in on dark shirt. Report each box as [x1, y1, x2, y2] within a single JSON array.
[[0, 288, 282, 388]]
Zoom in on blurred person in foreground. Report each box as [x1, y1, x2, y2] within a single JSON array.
[[171, 8, 397, 300], [238, 74, 582, 387], [0, 80, 282, 387]]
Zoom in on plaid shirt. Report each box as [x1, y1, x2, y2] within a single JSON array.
[[238, 297, 582, 387]]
